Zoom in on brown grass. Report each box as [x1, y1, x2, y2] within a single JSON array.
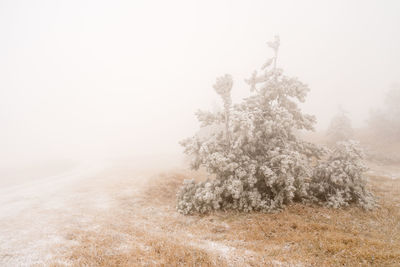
[[49, 167, 400, 267]]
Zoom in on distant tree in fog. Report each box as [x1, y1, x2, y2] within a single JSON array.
[[382, 86, 400, 137], [177, 37, 375, 215], [368, 84, 400, 141], [326, 108, 353, 145]]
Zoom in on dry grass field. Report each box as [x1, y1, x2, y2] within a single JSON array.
[[45, 164, 400, 267]]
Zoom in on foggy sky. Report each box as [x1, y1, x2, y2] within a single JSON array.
[[1, 0, 399, 166]]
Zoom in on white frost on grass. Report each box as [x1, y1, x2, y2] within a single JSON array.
[[269, 260, 305, 267], [203, 240, 233, 256], [189, 239, 236, 264], [189, 237, 304, 267]]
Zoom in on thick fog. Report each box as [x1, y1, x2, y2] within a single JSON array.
[[1, 0, 399, 168]]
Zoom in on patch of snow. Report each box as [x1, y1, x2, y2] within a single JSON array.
[[0, 163, 108, 266]]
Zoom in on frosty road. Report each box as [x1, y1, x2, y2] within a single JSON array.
[[0, 163, 116, 266]]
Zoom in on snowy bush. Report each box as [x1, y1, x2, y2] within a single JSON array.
[[309, 141, 375, 210], [177, 37, 373, 215]]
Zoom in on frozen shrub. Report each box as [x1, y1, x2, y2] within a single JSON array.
[[177, 36, 323, 214], [309, 141, 375, 210]]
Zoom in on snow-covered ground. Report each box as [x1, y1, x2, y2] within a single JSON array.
[[366, 163, 400, 180], [0, 162, 110, 266]]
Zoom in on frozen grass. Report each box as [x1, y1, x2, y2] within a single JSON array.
[[44, 165, 400, 267]]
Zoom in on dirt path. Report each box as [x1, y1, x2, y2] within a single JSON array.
[[0, 163, 118, 266], [0, 164, 212, 266]]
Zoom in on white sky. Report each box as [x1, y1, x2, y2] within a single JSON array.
[[1, 0, 399, 166]]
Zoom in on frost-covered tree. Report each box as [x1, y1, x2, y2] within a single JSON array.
[[326, 109, 353, 145], [177, 36, 324, 214], [177, 37, 374, 215], [384, 85, 400, 127], [368, 85, 400, 141]]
